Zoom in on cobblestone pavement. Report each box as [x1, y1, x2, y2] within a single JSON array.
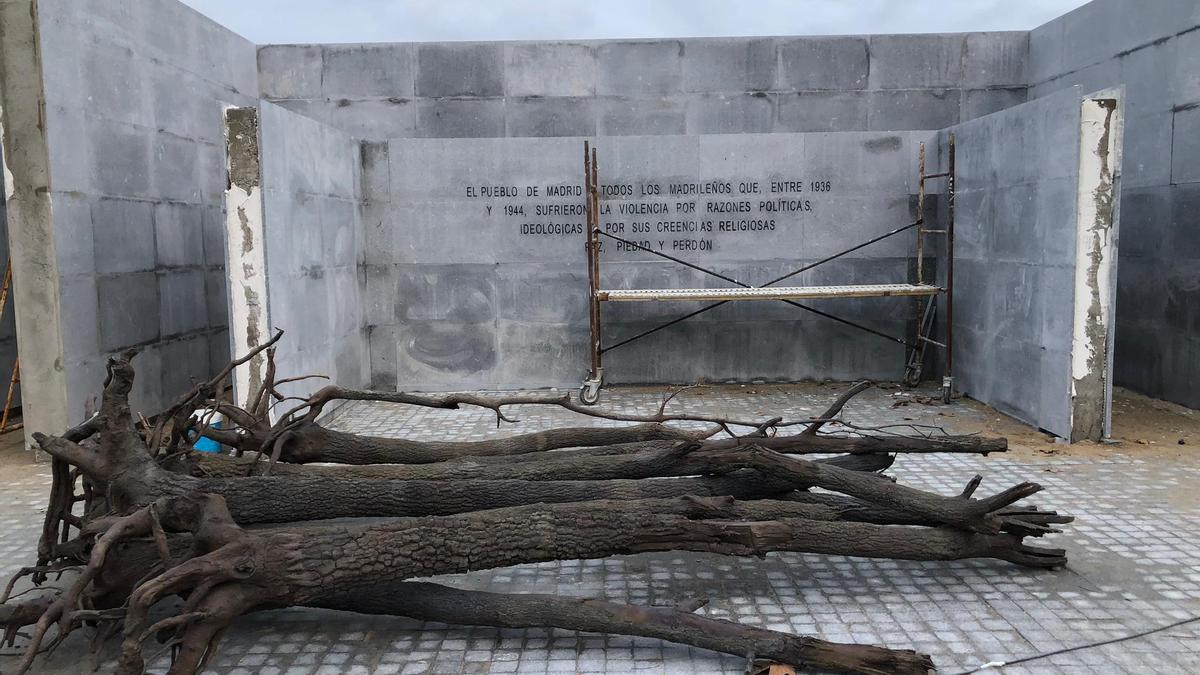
[[1, 384, 1198, 674]]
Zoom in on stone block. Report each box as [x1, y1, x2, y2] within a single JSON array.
[[1116, 258, 1168, 326], [416, 43, 504, 97], [684, 93, 774, 134], [867, 90, 959, 130], [48, 193, 96, 277], [58, 274, 99, 361], [774, 91, 868, 132], [506, 97, 596, 137], [98, 272, 159, 351], [92, 197, 156, 274], [1118, 40, 1176, 119], [127, 344, 163, 417], [777, 37, 869, 91], [1113, 321, 1160, 395], [493, 320, 587, 388], [89, 118, 152, 198], [159, 270, 208, 337], [202, 205, 227, 267], [43, 107, 91, 194], [208, 329, 231, 378], [1161, 330, 1200, 408], [323, 44, 414, 98], [394, 319, 498, 389], [963, 32, 1027, 88], [36, 13, 84, 106], [362, 264, 395, 327], [151, 133, 201, 203], [275, 191, 323, 272], [1027, 15, 1065, 85], [149, 64, 200, 140], [313, 98, 417, 139], [868, 34, 965, 90], [190, 7, 260, 96], [960, 88, 1026, 120], [159, 335, 212, 400], [1170, 106, 1200, 184], [504, 42, 595, 97], [1117, 186, 1170, 259], [154, 202, 205, 267], [319, 196, 359, 267], [415, 98, 505, 138], [205, 269, 228, 329], [1169, 182, 1200, 260], [988, 182, 1041, 262], [494, 264, 587, 323], [1039, 264, 1075, 344], [1034, 177, 1079, 264], [257, 44, 323, 99], [1174, 28, 1200, 108], [596, 41, 683, 97], [681, 38, 776, 93], [393, 264, 496, 323], [196, 142, 228, 204], [596, 97, 686, 136], [368, 325, 398, 389], [1120, 113, 1174, 189], [82, 41, 152, 127]]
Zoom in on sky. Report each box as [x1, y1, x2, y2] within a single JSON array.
[[179, 0, 1092, 44]]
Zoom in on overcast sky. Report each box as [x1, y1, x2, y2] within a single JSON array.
[[179, 0, 1091, 44]]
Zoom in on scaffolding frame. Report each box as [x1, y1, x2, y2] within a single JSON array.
[[579, 137, 955, 405]]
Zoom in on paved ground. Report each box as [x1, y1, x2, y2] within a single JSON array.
[[1, 384, 1198, 674]]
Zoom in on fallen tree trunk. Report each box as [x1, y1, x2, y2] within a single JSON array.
[[269, 420, 707, 464], [0, 343, 1067, 675], [317, 582, 935, 675], [180, 444, 897, 481]]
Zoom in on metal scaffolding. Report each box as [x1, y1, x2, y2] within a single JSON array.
[[578, 138, 955, 405]]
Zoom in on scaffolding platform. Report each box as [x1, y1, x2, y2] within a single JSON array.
[[598, 283, 942, 303], [578, 137, 956, 405]]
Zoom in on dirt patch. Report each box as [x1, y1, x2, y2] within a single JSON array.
[[932, 387, 1199, 462]]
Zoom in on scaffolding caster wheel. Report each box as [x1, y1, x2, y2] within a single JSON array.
[[579, 374, 603, 406], [941, 376, 953, 404]]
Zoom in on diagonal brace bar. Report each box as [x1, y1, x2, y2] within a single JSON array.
[[596, 222, 922, 353]]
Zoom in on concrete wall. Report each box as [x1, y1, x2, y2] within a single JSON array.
[[371, 131, 934, 390], [1028, 0, 1200, 408], [257, 33, 1028, 140], [8, 0, 259, 432], [256, 102, 369, 399], [946, 86, 1122, 440]]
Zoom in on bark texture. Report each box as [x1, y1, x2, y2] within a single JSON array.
[[0, 344, 1070, 675]]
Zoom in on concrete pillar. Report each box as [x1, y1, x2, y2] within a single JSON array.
[[0, 0, 70, 451], [222, 106, 272, 410], [1070, 90, 1122, 441]]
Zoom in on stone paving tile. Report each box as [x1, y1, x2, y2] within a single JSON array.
[[1, 384, 1198, 673]]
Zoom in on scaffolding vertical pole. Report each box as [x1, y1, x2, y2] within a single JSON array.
[[0, 358, 19, 433], [913, 142, 927, 379], [580, 141, 603, 404], [916, 142, 926, 285], [943, 133, 956, 403]]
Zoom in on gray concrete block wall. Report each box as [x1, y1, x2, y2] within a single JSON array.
[[943, 86, 1109, 439], [1029, 0, 1200, 408], [27, 0, 258, 420], [257, 102, 370, 398], [372, 132, 931, 391], [257, 32, 1029, 141]]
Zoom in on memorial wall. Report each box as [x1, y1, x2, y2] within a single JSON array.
[[366, 132, 934, 390], [4, 0, 1195, 449]]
